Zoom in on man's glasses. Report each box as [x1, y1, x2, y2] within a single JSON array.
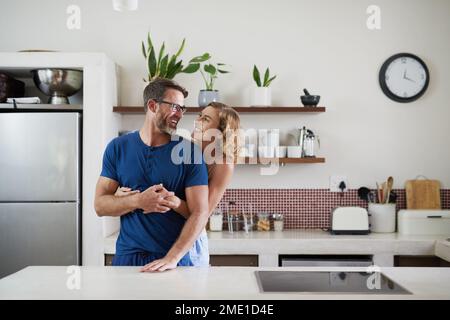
[[157, 100, 187, 114]]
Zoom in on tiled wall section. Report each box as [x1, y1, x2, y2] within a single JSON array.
[[217, 189, 450, 229]]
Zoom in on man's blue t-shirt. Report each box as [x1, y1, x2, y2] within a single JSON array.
[[100, 131, 208, 260]]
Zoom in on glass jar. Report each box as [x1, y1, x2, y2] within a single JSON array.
[[226, 201, 242, 233], [272, 213, 284, 231], [242, 202, 255, 233], [257, 212, 270, 231], [209, 209, 223, 232]]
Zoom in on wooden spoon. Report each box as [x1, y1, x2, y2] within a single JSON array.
[[385, 176, 394, 203], [376, 182, 382, 203], [381, 182, 387, 203]]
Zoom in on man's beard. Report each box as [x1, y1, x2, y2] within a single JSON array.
[[156, 112, 176, 135]]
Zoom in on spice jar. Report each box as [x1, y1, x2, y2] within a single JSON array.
[[226, 201, 242, 233], [272, 213, 284, 231], [257, 212, 270, 231], [209, 209, 223, 231]]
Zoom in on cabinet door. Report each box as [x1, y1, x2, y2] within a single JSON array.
[[0, 112, 80, 201], [104, 254, 114, 266], [104, 254, 260, 267], [0, 202, 79, 278], [209, 255, 258, 267], [394, 255, 450, 267]]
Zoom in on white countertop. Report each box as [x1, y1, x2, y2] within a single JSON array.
[[104, 230, 450, 266], [205, 229, 445, 254], [1, 266, 450, 300], [436, 239, 450, 262]]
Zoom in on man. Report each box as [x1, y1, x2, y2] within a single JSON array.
[[94, 78, 209, 272]]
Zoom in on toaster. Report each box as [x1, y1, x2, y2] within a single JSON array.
[[331, 207, 370, 235]]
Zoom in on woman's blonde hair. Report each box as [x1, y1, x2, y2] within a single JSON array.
[[208, 102, 241, 161]]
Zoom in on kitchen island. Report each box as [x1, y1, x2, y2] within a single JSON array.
[[104, 230, 450, 267], [0, 266, 449, 300]]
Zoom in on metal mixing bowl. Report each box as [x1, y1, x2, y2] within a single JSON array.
[[31, 68, 83, 104]]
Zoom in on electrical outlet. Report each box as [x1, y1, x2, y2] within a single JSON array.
[[330, 175, 348, 192]]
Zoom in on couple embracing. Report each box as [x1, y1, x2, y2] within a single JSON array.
[[94, 78, 241, 272]]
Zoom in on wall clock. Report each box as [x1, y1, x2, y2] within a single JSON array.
[[379, 53, 430, 103]]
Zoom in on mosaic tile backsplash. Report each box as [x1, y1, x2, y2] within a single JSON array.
[[216, 189, 450, 229]]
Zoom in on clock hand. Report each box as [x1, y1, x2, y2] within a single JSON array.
[[403, 69, 416, 82]]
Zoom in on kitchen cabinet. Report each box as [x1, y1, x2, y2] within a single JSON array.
[[279, 254, 373, 267], [106, 254, 450, 267], [394, 255, 450, 267], [104, 254, 259, 267], [104, 254, 114, 266], [209, 255, 259, 267]]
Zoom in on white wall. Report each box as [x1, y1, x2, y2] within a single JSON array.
[[2, 0, 450, 189]]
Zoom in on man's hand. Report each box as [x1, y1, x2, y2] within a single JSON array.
[[136, 184, 175, 214], [139, 255, 178, 272]]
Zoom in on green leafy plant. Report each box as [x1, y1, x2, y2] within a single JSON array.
[[197, 57, 230, 91], [141, 32, 209, 81], [253, 65, 277, 87]]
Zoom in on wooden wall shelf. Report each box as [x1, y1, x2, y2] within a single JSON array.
[[112, 107, 326, 166], [237, 157, 325, 165], [113, 106, 325, 114]]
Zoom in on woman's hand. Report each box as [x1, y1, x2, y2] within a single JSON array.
[[115, 186, 140, 197], [115, 185, 180, 213], [164, 195, 181, 210]]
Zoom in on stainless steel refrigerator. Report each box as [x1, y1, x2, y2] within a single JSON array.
[[0, 110, 81, 278]]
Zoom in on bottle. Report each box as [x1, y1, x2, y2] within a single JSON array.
[[209, 209, 223, 231], [298, 126, 306, 157], [304, 134, 315, 157]]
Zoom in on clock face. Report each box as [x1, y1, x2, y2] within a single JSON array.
[[379, 53, 430, 103]]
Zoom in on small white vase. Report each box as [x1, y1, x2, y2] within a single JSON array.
[[252, 87, 271, 106]]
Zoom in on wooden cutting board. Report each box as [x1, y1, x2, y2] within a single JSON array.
[[405, 179, 441, 209]]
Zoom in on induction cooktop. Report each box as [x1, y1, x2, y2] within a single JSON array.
[[255, 271, 411, 294]]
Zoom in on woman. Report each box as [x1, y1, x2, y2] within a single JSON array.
[[116, 102, 241, 266]]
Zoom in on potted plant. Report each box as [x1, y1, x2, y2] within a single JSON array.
[[141, 32, 209, 82], [252, 65, 277, 106], [196, 57, 230, 107]]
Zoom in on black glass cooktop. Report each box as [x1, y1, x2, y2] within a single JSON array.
[[255, 271, 411, 294]]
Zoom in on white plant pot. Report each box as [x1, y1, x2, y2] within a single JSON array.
[[198, 90, 219, 107], [252, 87, 271, 106]]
